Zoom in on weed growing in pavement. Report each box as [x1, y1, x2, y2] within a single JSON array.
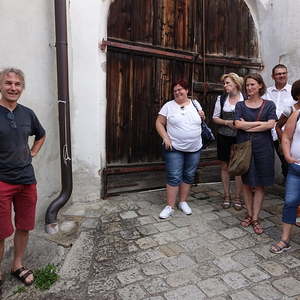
[[12, 286, 27, 295], [34, 264, 59, 290]]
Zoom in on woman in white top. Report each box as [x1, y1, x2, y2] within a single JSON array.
[[270, 109, 300, 253], [156, 79, 205, 219], [275, 80, 300, 226], [213, 73, 244, 210]]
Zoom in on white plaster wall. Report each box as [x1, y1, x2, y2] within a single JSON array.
[[245, 0, 300, 181], [0, 0, 112, 226], [68, 0, 112, 203], [246, 0, 300, 85], [0, 0, 60, 224]]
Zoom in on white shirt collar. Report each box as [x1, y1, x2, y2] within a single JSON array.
[[269, 83, 291, 92]]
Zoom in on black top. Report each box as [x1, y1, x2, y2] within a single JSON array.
[[0, 104, 45, 184]]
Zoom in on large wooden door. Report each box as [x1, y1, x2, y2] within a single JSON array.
[[103, 0, 262, 196]]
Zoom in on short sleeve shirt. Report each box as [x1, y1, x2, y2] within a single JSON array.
[[159, 99, 202, 152], [234, 100, 277, 143], [264, 84, 296, 140], [213, 93, 244, 118], [0, 104, 45, 184], [291, 111, 300, 163]]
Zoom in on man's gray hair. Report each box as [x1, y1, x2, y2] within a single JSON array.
[[0, 68, 25, 88]]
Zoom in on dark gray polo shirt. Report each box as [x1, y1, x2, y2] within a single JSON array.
[[0, 104, 45, 184]]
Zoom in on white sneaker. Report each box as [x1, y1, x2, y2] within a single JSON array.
[[159, 206, 174, 219], [178, 201, 192, 215]]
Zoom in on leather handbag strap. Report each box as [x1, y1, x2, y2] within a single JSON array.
[[191, 99, 199, 111], [256, 100, 266, 121], [191, 99, 204, 121]]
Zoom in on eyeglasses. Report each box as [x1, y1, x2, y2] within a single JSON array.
[[6, 112, 17, 128], [274, 72, 287, 76]]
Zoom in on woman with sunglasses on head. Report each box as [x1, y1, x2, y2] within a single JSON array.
[[156, 79, 205, 219], [213, 73, 244, 210], [234, 73, 277, 234]]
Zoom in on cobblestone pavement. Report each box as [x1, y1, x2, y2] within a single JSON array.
[[4, 183, 300, 299]]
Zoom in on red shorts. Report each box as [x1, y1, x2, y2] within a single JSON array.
[[0, 181, 37, 240]]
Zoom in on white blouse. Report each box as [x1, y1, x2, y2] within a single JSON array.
[[213, 93, 244, 118], [159, 99, 203, 152], [291, 112, 300, 164]]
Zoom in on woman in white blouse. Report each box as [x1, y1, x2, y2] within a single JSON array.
[[213, 73, 244, 210], [156, 79, 205, 219]]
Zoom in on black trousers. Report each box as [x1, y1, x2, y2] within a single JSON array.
[[273, 140, 288, 178]]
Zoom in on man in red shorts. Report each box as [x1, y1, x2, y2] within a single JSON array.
[[0, 68, 45, 287]]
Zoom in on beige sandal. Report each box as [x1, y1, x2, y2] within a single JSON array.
[[222, 196, 231, 209], [233, 197, 243, 211]]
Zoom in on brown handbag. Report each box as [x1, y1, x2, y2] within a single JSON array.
[[228, 100, 266, 177], [228, 139, 252, 176]]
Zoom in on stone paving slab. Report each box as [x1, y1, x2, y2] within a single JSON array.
[[272, 277, 300, 297], [59, 231, 95, 281], [164, 284, 206, 300], [230, 289, 260, 300], [5, 183, 300, 300], [197, 278, 229, 297], [251, 281, 284, 299], [222, 272, 251, 289]]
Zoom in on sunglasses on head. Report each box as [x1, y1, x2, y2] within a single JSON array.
[[6, 112, 17, 129]]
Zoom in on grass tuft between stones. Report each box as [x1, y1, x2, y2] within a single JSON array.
[[13, 285, 27, 295], [34, 264, 59, 290]]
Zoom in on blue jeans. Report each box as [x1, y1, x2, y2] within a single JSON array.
[[164, 148, 201, 186], [282, 163, 300, 224]]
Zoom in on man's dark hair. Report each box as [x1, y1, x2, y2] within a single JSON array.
[[243, 73, 266, 96], [272, 64, 287, 75], [291, 80, 300, 101]]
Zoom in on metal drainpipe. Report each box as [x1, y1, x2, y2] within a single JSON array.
[[45, 0, 73, 234]]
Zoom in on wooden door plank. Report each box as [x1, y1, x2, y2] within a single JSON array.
[[132, 0, 154, 44]]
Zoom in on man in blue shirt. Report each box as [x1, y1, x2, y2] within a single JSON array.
[[0, 68, 45, 287]]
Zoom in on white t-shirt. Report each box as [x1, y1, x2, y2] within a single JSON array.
[[291, 112, 300, 164], [213, 93, 244, 118], [159, 99, 202, 152], [264, 83, 296, 140], [282, 105, 296, 117]]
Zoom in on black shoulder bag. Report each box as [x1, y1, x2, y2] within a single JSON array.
[[191, 100, 215, 150]]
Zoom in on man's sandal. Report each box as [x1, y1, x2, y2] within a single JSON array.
[[222, 196, 231, 209], [270, 240, 291, 254], [252, 220, 264, 235], [240, 215, 252, 227], [11, 267, 34, 286]]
